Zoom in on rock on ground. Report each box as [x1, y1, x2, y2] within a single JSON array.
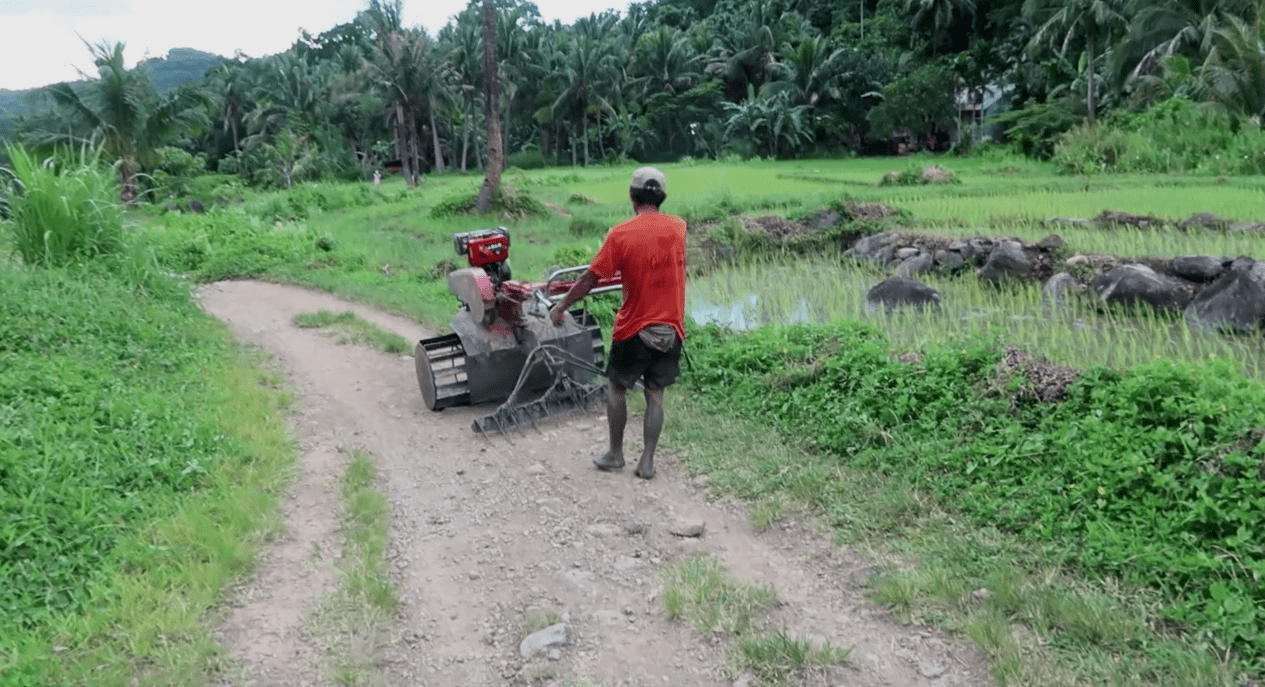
[[978, 240, 1030, 281], [1169, 256, 1226, 283], [1185, 257, 1265, 334], [1042, 272, 1083, 308], [520, 623, 572, 658], [1092, 264, 1194, 310], [866, 276, 942, 313]]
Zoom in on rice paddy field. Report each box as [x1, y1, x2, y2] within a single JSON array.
[[479, 153, 1265, 379], [133, 153, 1265, 380]]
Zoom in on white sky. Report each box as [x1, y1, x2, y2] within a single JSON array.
[[0, 0, 630, 91]]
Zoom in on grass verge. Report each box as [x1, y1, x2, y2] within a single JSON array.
[[292, 310, 411, 355], [303, 449, 397, 686], [667, 381, 1244, 686], [1, 265, 295, 686]]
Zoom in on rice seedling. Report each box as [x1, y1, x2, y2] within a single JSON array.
[[686, 255, 1265, 377]]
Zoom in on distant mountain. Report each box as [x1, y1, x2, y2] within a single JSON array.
[[136, 47, 228, 92], [0, 47, 227, 121]]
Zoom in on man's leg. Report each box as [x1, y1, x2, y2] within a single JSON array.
[[595, 378, 627, 470], [635, 387, 665, 479]]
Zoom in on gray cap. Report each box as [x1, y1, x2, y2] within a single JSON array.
[[630, 166, 667, 192]]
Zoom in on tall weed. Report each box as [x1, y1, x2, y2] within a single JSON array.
[[1, 144, 124, 267]]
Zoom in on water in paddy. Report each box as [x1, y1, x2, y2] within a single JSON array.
[[685, 256, 1265, 377]]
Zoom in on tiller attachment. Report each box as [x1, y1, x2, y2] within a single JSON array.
[[471, 344, 608, 435]]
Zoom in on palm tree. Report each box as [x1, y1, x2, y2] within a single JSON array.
[[208, 63, 251, 154], [1114, 0, 1260, 86], [439, 12, 483, 171], [765, 35, 846, 106], [551, 15, 620, 166], [365, 0, 434, 185], [475, 0, 504, 213], [42, 40, 206, 202], [903, 0, 977, 52], [1023, 0, 1131, 125], [1193, 14, 1265, 123]]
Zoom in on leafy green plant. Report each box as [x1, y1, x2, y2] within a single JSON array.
[[683, 319, 1265, 664], [1, 143, 124, 267]]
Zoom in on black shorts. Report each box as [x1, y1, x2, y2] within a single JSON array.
[[607, 335, 683, 390]]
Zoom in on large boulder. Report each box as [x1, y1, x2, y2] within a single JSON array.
[[1092, 264, 1193, 310], [866, 276, 942, 313], [978, 240, 1030, 281], [1184, 257, 1265, 334], [1169, 256, 1225, 284]]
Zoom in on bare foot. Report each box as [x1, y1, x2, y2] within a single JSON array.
[[634, 457, 655, 480], [594, 451, 625, 471]]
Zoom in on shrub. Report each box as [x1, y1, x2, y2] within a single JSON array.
[[1049, 95, 1265, 175], [1, 144, 124, 267], [685, 321, 1265, 663], [429, 187, 548, 219], [216, 154, 240, 175], [992, 99, 1082, 160]]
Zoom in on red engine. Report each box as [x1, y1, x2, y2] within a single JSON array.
[[455, 227, 510, 268]]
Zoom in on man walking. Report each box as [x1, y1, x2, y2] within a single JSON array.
[[549, 167, 687, 480]]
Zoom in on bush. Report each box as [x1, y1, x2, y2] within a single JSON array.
[[429, 187, 548, 220], [1, 144, 124, 267], [685, 320, 1265, 663], [1050, 95, 1265, 175], [216, 154, 240, 175], [992, 99, 1082, 160]]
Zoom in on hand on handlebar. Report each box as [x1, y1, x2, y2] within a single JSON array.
[[548, 302, 567, 326]]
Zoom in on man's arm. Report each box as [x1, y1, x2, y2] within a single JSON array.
[[549, 269, 600, 325]]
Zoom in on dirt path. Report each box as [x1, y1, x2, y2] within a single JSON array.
[[199, 280, 992, 687]]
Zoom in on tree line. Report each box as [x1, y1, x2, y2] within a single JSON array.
[[4, 0, 1265, 194]]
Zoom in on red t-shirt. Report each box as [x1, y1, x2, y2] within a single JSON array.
[[588, 212, 688, 343]]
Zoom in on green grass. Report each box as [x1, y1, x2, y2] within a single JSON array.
[[661, 556, 776, 636], [302, 449, 396, 686], [667, 392, 1240, 687], [659, 556, 851, 685], [677, 318, 1265, 682], [735, 632, 852, 686], [1, 264, 295, 686], [2, 144, 125, 267], [292, 310, 411, 355]]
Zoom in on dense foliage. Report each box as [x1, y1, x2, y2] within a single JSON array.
[[5, 0, 1265, 188], [685, 320, 1265, 663]]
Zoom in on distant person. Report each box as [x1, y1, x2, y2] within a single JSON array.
[[549, 167, 687, 480], [373, 170, 382, 186]]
